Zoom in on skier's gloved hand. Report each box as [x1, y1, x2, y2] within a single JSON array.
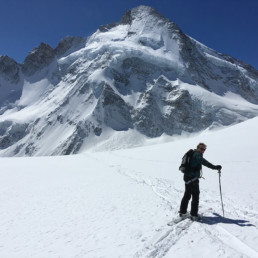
[[215, 165, 222, 170]]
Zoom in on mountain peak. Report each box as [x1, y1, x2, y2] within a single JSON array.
[[22, 42, 55, 76], [1, 6, 258, 157], [131, 5, 164, 17], [120, 5, 166, 25]]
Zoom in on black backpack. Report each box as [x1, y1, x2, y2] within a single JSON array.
[[179, 149, 194, 173]]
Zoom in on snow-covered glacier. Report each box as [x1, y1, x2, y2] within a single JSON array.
[[0, 5, 258, 156]]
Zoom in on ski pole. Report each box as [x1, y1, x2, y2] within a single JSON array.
[[218, 170, 225, 217]]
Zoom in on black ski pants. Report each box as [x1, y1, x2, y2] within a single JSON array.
[[179, 175, 200, 216]]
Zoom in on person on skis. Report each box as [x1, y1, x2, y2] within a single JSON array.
[[179, 143, 222, 221]]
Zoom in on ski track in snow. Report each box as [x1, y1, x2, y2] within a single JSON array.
[[1, 142, 258, 258], [134, 219, 194, 258], [90, 151, 258, 258]]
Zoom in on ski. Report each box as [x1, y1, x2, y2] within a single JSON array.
[[167, 210, 209, 226], [167, 214, 190, 226]]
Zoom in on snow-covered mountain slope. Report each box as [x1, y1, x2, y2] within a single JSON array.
[[1, 116, 258, 258], [0, 5, 258, 156]]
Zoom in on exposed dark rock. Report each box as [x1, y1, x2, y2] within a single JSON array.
[[22, 43, 55, 76], [100, 84, 133, 131], [0, 121, 28, 149], [0, 56, 20, 83], [98, 23, 118, 32], [54, 36, 86, 57]]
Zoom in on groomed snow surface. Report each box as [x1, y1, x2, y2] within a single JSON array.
[[1, 117, 258, 258]]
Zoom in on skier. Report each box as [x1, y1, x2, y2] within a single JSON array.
[[179, 143, 222, 221]]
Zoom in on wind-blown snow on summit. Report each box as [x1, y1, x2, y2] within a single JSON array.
[[0, 5, 258, 156]]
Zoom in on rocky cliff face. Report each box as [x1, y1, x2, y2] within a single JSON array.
[[0, 56, 20, 83], [0, 56, 22, 108], [0, 5, 258, 156], [54, 36, 86, 58], [21, 43, 56, 76]]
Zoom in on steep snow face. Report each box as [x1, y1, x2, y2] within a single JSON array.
[[184, 37, 258, 103], [0, 5, 258, 156]]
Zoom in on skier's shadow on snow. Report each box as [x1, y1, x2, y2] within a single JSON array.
[[200, 213, 255, 227]]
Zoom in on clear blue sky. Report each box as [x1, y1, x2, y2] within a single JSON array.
[[0, 0, 257, 69]]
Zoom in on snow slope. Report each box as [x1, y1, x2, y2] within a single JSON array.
[[0, 117, 258, 257]]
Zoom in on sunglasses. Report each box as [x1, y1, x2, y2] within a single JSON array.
[[199, 147, 206, 151]]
